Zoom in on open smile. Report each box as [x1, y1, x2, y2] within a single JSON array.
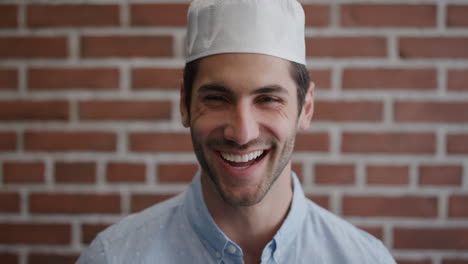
[[217, 150, 268, 169]]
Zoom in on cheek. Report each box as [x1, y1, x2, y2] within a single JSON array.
[[257, 107, 298, 139], [190, 105, 225, 136]]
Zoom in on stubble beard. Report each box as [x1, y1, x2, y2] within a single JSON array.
[[191, 131, 296, 207]]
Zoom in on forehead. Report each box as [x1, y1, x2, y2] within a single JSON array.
[[193, 53, 296, 93]]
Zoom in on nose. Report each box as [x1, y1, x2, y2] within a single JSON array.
[[224, 102, 260, 145]]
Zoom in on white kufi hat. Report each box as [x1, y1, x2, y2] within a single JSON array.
[[186, 0, 306, 65]]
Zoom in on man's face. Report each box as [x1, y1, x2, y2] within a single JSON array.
[[181, 54, 313, 207]]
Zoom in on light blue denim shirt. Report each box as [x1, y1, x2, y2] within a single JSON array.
[[77, 172, 396, 264]]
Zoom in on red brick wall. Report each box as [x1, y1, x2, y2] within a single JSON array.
[[0, 1, 467, 263]]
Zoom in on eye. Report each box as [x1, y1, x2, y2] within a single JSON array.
[[203, 95, 227, 102], [201, 94, 230, 108], [257, 96, 282, 104]]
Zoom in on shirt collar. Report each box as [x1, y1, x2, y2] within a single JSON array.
[[181, 171, 307, 260]]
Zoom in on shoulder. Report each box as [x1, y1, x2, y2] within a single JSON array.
[[77, 192, 187, 263], [101, 192, 185, 243], [302, 200, 395, 263]]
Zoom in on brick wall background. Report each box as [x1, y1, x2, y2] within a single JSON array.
[[0, 0, 467, 263]]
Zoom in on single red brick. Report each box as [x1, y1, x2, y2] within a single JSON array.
[[79, 100, 171, 121], [342, 132, 435, 154], [82, 223, 111, 244], [157, 163, 198, 183], [314, 100, 383, 121], [54, 162, 96, 183], [131, 4, 188, 26], [306, 195, 330, 210], [82, 36, 173, 58], [106, 162, 146, 183], [0, 36, 67, 58], [358, 226, 383, 240], [0, 5, 18, 28], [28, 68, 119, 90], [303, 5, 330, 27], [343, 195, 438, 218], [0, 131, 16, 151], [129, 132, 193, 152], [341, 4, 436, 27], [131, 194, 176, 212], [443, 259, 468, 264], [30, 193, 121, 214], [25, 131, 116, 152], [449, 195, 468, 218], [132, 68, 182, 89], [447, 134, 468, 154], [342, 68, 437, 90], [0, 223, 71, 245], [0, 68, 18, 89], [448, 69, 468, 91], [315, 164, 355, 185], [0, 252, 18, 264], [366, 165, 409, 185], [400, 37, 468, 58], [3, 161, 45, 183], [310, 69, 331, 89], [306, 37, 387, 58], [0, 100, 69, 121], [447, 5, 468, 27], [394, 227, 468, 249], [28, 4, 119, 28], [28, 253, 78, 264], [397, 260, 432, 264], [294, 132, 329, 152], [0, 192, 20, 213], [395, 101, 468, 123], [419, 165, 462, 186]]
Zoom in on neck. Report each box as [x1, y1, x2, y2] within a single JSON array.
[[201, 166, 293, 261]]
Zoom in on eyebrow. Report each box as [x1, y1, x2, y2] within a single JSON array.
[[198, 84, 232, 95], [252, 85, 289, 96], [197, 83, 289, 96]]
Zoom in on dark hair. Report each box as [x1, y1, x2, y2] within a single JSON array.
[[289, 61, 311, 114], [183, 59, 310, 116]]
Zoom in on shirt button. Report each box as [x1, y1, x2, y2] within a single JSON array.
[[215, 251, 221, 258], [227, 245, 237, 254]]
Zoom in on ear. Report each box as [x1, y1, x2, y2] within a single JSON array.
[[180, 81, 190, 128], [298, 81, 314, 130]]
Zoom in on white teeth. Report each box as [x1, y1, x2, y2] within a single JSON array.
[[220, 150, 264, 163]]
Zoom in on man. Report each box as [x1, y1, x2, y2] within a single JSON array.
[[77, 0, 396, 263]]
